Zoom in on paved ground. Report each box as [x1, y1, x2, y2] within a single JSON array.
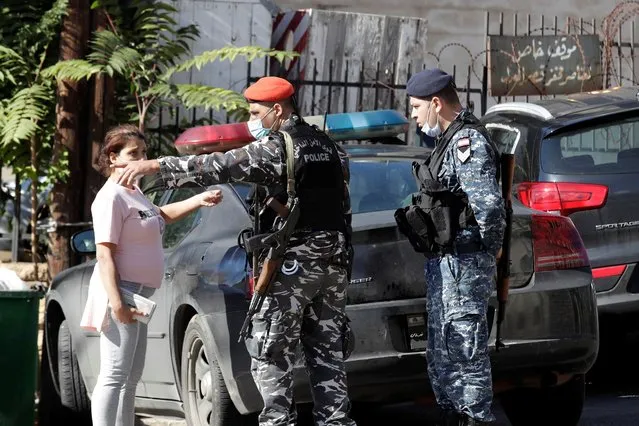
[[135, 387, 639, 425], [135, 329, 639, 426]]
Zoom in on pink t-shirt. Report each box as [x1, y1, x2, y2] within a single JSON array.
[[90, 179, 165, 288]]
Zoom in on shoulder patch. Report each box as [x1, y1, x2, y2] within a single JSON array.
[[457, 138, 471, 163], [457, 138, 470, 148]]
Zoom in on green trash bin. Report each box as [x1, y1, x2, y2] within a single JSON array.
[[0, 290, 43, 426]]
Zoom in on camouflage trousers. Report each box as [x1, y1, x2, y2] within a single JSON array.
[[425, 251, 496, 422], [245, 258, 357, 426]]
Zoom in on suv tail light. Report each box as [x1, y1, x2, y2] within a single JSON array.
[[517, 182, 608, 216], [532, 214, 590, 272], [592, 265, 626, 279]]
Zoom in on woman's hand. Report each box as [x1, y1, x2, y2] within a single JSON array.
[[160, 189, 223, 224], [197, 189, 223, 207], [112, 303, 145, 324]]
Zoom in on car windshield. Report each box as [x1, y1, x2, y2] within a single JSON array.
[[231, 157, 418, 214], [541, 116, 639, 175], [350, 158, 417, 213]]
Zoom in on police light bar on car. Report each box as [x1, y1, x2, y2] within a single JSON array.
[[174, 122, 254, 155], [174, 110, 409, 155]]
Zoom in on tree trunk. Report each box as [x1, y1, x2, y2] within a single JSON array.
[[83, 8, 113, 221], [47, 0, 90, 278]]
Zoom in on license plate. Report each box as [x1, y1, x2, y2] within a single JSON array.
[[406, 314, 427, 351]]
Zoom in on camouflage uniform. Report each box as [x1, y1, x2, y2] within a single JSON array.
[[158, 116, 356, 426], [424, 121, 505, 422]]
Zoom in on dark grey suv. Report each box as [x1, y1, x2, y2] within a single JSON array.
[[482, 87, 639, 324]]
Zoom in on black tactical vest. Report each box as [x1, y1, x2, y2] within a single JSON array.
[[395, 110, 498, 254], [281, 122, 346, 233]]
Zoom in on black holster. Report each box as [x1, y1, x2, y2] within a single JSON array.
[[396, 180, 475, 256]]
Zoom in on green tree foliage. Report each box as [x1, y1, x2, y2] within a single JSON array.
[[44, 0, 298, 156], [0, 0, 69, 182], [0, 0, 69, 266]]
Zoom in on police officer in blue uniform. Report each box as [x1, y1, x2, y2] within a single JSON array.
[[398, 69, 505, 425]]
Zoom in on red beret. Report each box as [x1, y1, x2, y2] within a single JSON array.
[[244, 77, 295, 102]]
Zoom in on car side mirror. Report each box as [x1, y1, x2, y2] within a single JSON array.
[[71, 229, 96, 255]]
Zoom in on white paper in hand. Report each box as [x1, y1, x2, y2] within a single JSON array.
[[120, 287, 157, 324]]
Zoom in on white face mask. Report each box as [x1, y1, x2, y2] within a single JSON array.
[[421, 102, 441, 138], [247, 107, 275, 140]]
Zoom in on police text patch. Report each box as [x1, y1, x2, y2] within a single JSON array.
[[456, 138, 471, 163]]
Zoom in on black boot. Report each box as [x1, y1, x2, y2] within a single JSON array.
[[436, 409, 461, 426], [458, 413, 492, 426]]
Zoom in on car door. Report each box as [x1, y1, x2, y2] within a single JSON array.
[[138, 185, 206, 400]]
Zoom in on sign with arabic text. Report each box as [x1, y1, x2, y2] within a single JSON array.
[[488, 35, 603, 97]]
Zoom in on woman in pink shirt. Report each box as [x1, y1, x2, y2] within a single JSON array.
[[82, 124, 222, 426]]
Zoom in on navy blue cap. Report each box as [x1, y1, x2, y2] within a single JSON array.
[[406, 68, 454, 98]]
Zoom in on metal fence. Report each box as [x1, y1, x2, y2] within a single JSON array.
[[133, 6, 639, 155], [250, 57, 485, 117], [254, 7, 639, 112]]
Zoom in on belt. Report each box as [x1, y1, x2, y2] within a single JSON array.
[[426, 241, 484, 258], [285, 252, 349, 266]]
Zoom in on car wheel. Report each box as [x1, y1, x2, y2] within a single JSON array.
[[57, 320, 90, 414], [181, 315, 244, 426], [499, 374, 585, 426]]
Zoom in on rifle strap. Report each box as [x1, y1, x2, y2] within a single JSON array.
[[280, 130, 296, 202]]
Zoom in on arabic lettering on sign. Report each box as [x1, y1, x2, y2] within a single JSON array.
[[499, 64, 594, 87], [489, 35, 603, 96], [514, 37, 579, 63]]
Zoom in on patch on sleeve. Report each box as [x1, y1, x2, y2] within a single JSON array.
[[456, 138, 471, 163]]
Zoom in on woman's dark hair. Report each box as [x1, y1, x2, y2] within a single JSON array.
[[97, 124, 146, 177]]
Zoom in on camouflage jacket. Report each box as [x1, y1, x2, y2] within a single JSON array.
[[437, 113, 506, 256], [158, 115, 351, 260]]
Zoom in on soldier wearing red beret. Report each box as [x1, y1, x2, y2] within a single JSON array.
[[111, 76, 357, 426]]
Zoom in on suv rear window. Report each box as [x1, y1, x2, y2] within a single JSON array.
[[541, 117, 639, 174]]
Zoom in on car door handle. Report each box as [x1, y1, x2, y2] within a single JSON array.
[[164, 268, 175, 280]]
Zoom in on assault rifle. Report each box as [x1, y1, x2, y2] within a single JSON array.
[[496, 153, 515, 351], [238, 197, 300, 342]]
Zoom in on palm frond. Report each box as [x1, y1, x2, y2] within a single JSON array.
[[87, 30, 124, 63], [164, 46, 299, 79], [130, 1, 198, 70], [1, 84, 54, 145], [146, 37, 192, 70], [42, 59, 103, 81], [0, 45, 28, 86], [86, 30, 142, 76], [0, 99, 7, 128], [145, 83, 249, 113]]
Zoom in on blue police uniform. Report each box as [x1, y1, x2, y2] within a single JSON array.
[[406, 69, 506, 425]]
